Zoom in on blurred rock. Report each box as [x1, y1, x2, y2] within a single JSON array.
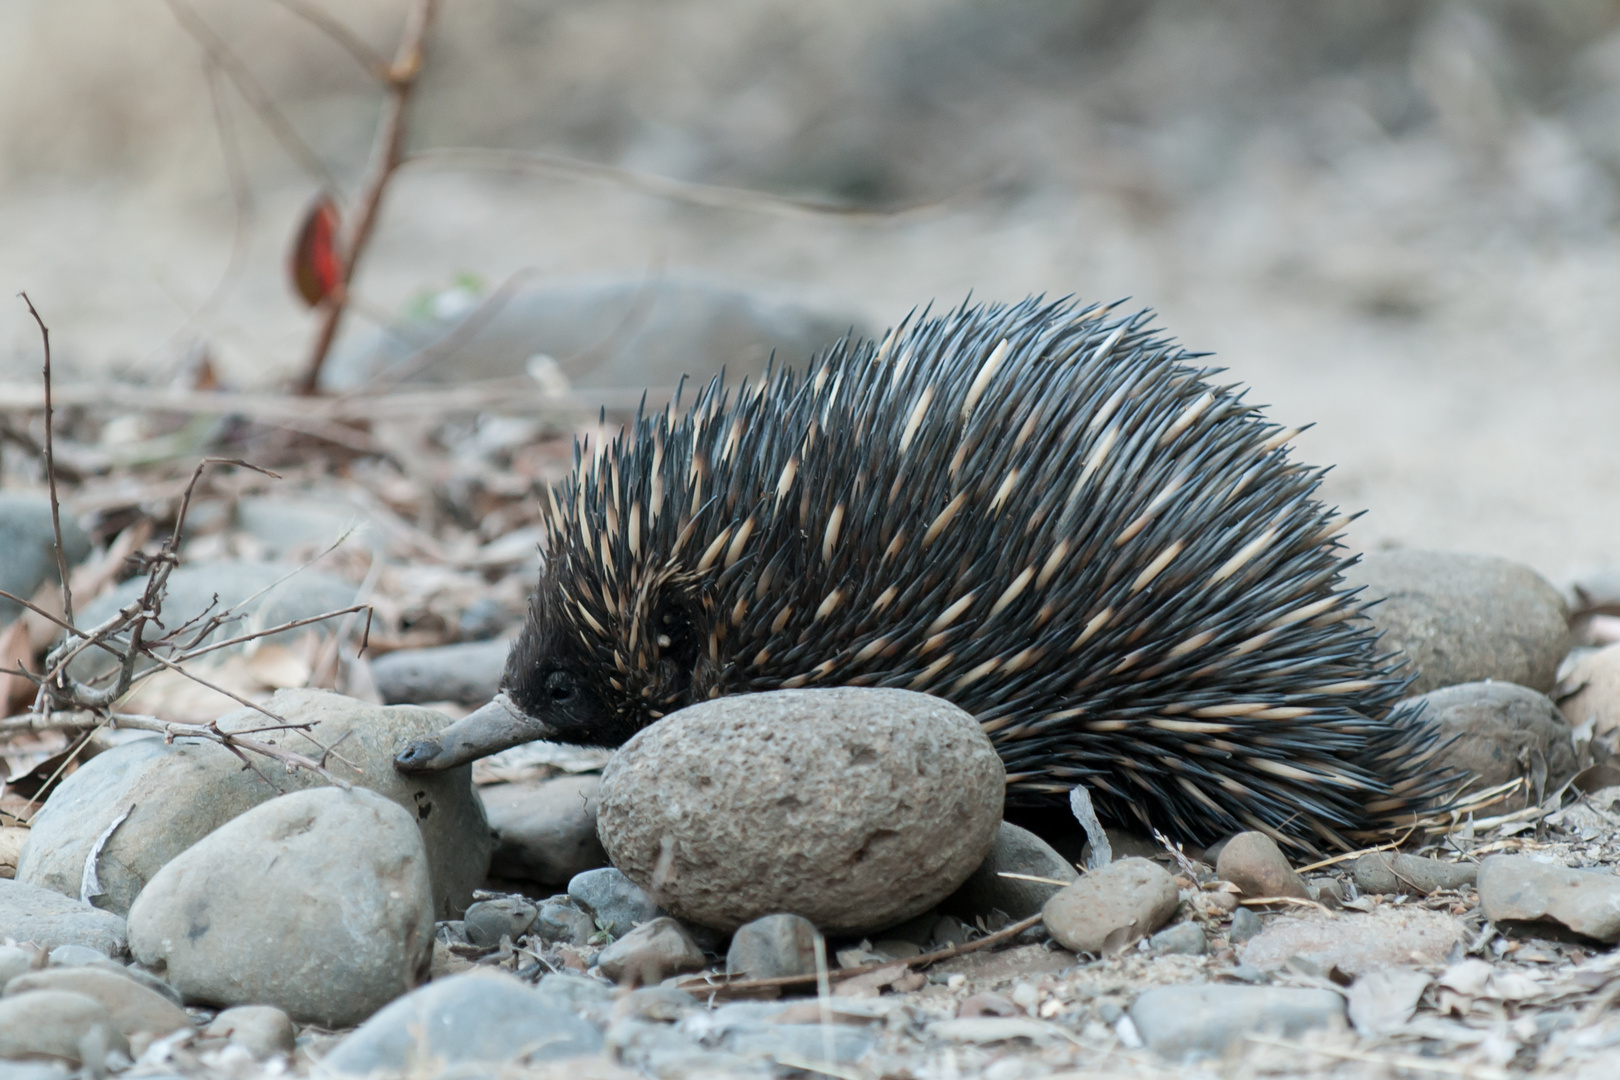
[[3, 966, 190, 1039], [483, 774, 609, 886], [1129, 985, 1344, 1059], [1353, 852, 1477, 896], [322, 273, 866, 400], [1342, 550, 1569, 694], [1041, 857, 1178, 955], [0, 493, 90, 624], [597, 918, 707, 985], [940, 820, 1078, 921], [21, 689, 492, 919], [322, 971, 602, 1074], [371, 639, 509, 706], [462, 897, 537, 947], [1478, 855, 1620, 943], [0, 879, 126, 956], [1410, 681, 1577, 810], [726, 914, 818, 978], [1149, 922, 1207, 956], [1558, 642, 1620, 737], [0, 990, 128, 1066], [201, 1005, 296, 1060], [568, 867, 661, 936], [126, 787, 435, 1028], [234, 495, 382, 558], [1239, 906, 1465, 974], [534, 898, 597, 947], [1216, 832, 1311, 902], [596, 688, 1003, 934]]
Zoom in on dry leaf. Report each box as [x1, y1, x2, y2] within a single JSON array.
[[0, 620, 34, 714], [291, 193, 342, 307]]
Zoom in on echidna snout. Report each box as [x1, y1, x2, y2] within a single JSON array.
[[398, 296, 1450, 853]]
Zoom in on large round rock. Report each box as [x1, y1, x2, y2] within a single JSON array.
[[126, 787, 435, 1028], [596, 688, 1004, 935]]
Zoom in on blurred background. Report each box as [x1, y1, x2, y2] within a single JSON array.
[[0, 0, 1617, 580]]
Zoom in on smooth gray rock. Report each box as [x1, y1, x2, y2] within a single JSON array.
[[0, 1063, 69, 1080], [1216, 831, 1311, 901], [1129, 985, 1345, 1059], [1041, 857, 1179, 955], [462, 897, 537, 947], [1410, 682, 1577, 811], [1343, 550, 1569, 695], [1478, 855, 1620, 943], [0, 880, 126, 956], [1239, 906, 1465, 974], [321, 273, 865, 398], [0, 946, 37, 986], [233, 495, 382, 559], [0, 494, 90, 623], [566, 867, 661, 935], [1149, 922, 1207, 956], [616, 986, 698, 1023], [0, 990, 129, 1065], [726, 914, 818, 978], [597, 688, 1005, 934], [534, 898, 597, 946], [22, 689, 492, 919], [483, 774, 609, 886], [941, 821, 1079, 921], [67, 561, 356, 683], [3, 967, 191, 1038], [534, 972, 614, 1010], [322, 971, 602, 1074], [1353, 852, 1478, 896], [202, 1005, 296, 1059], [1228, 906, 1263, 943], [371, 639, 509, 706], [597, 917, 706, 985], [126, 787, 435, 1027], [44, 946, 108, 969], [721, 1021, 875, 1064]]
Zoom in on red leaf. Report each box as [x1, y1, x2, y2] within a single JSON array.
[[290, 194, 343, 307]]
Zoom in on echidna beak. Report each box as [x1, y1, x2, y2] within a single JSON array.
[[393, 692, 557, 772]]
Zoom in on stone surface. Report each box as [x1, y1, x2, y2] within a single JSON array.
[[597, 688, 1005, 934], [462, 897, 538, 947], [323, 971, 602, 1074], [44, 946, 107, 969], [535, 898, 597, 946], [0, 990, 129, 1065], [0, 945, 37, 985], [1410, 682, 1577, 810], [1558, 642, 1620, 738], [1342, 550, 1569, 695], [322, 273, 866, 398], [1129, 984, 1345, 1059], [1216, 831, 1311, 901], [21, 689, 492, 919], [940, 821, 1078, 921], [1228, 906, 1263, 943], [67, 562, 356, 683], [726, 913, 818, 978], [126, 787, 435, 1027], [567, 867, 660, 935], [1041, 857, 1179, 955], [1149, 922, 1207, 956], [3, 967, 190, 1038], [0, 879, 126, 956], [483, 774, 609, 886], [1239, 906, 1466, 974], [597, 917, 707, 985], [1353, 852, 1478, 896], [371, 639, 509, 706], [1477, 855, 1620, 943], [0, 494, 90, 623], [202, 1005, 296, 1059]]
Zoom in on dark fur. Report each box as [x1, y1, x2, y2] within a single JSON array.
[[505, 296, 1448, 851]]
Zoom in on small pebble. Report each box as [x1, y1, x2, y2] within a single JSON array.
[[1149, 921, 1207, 956], [1353, 851, 1477, 896], [1041, 857, 1179, 955], [203, 1005, 296, 1059], [567, 867, 660, 936], [1129, 984, 1345, 1058], [1229, 907, 1264, 943], [534, 898, 597, 946], [0, 990, 130, 1065], [597, 917, 707, 985], [463, 897, 538, 947], [1215, 832, 1310, 901], [726, 913, 818, 978]]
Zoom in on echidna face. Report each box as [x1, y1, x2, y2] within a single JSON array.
[[501, 579, 619, 746]]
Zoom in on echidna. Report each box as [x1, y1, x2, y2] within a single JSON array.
[[398, 297, 1449, 851]]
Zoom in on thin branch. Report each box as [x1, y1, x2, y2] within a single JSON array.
[[170, 603, 370, 663], [296, 0, 439, 395], [110, 713, 349, 788], [18, 294, 74, 632], [405, 146, 987, 221], [162, 0, 340, 192], [264, 0, 388, 77]]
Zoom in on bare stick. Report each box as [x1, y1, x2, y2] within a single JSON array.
[[162, 0, 339, 192], [18, 294, 74, 634], [296, 0, 438, 395], [170, 604, 371, 664]]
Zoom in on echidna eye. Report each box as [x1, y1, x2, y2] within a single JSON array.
[[545, 672, 575, 702]]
